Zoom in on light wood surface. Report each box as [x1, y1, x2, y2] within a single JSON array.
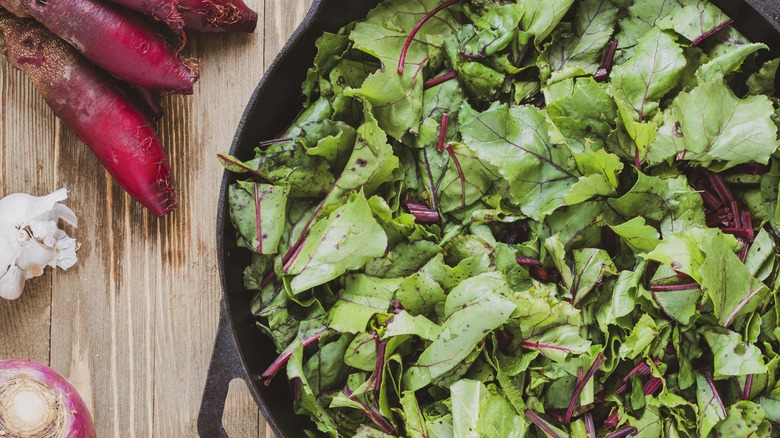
[[0, 0, 312, 435]]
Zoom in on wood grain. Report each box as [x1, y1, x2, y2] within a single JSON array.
[[0, 0, 311, 435]]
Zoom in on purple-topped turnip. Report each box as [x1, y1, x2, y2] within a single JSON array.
[[0, 360, 95, 437]]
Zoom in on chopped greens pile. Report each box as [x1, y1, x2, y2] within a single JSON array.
[[222, 0, 780, 436]]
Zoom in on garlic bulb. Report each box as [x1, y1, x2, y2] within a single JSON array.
[[0, 189, 78, 300]]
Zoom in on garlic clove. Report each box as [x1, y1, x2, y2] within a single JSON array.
[[0, 266, 26, 300], [54, 233, 78, 271], [15, 238, 56, 277]]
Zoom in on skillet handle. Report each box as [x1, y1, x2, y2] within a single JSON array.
[[198, 301, 247, 437]]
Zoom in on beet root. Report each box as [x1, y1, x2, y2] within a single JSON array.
[[0, 12, 177, 216], [0, 0, 199, 93], [104, 0, 185, 33], [178, 0, 258, 33]]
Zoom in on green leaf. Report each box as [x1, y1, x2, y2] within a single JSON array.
[[308, 124, 358, 170], [565, 147, 624, 204], [619, 314, 666, 359], [615, 0, 685, 51], [596, 268, 643, 330], [350, 0, 457, 72], [658, 1, 729, 44], [286, 193, 388, 294], [438, 142, 501, 213], [608, 172, 706, 235], [695, 42, 767, 84], [698, 229, 770, 328], [459, 104, 579, 220], [404, 273, 516, 390], [700, 327, 768, 379], [645, 228, 709, 283], [714, 401, 772, 437], [546, 77, 617, 151], [518, 0, 575, 44], [568, 248, 618, 305], [346, 69, 423, 140], [384, 310, 441, 341], [745, 228, 776, 282], [513, 282, 591, 362], [652, 78, 779, 170], [653, 287, 700, 326], [229, 182, 289, 255], [611, 27, 686, 122], [539, 0, 619, 84], [400, 391, 428, 438], [608, 217, 661, 253], [696, 371, 727, 438], [328, 274, 398, 333], [450, 380, 527, 438], [747, 58, 780, 95]]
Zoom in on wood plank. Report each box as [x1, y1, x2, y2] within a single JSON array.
[[0, 61, 56, 364], [0, 0, 313, 435], [149, 1, 267, 434]]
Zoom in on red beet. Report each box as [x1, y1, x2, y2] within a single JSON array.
[[178, 0, 258, 33], [104, 0, 185, 33], [0, 0, 199, 93], [0, 13, 177, 215]]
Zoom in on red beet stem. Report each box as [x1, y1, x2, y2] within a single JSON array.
[[605, 426, 637, 438], [401, 201, 440, 224], [707, 173, 735, 204], [424, 71, 458, 89], [595, 40, 618, 81], [650, 282, 700, 292], [585, 413, 596, 438], [513, 41, 532, 68], [217, 153, 273, 183], [258, 137, 294, 147], [444, 144, 467, 207], [178, 0, 258, 33], [0, 13, 176, 215], [516, 257, 542, 266], [342, 388, 396, 435], [692, 19, 734, 46], [437, 114, 449, 153], [520, 341, 575, 353], [422, 148, 441, 214], [261, 329, 327, 384], [565, 353, 605, 422], [525, 410, 564, 438], [642, 377, 663, 395], [397, 0, 459, 74], [604, 410, 619, 429], [704, 371, 727, 417], [741, 374, 753, 400]]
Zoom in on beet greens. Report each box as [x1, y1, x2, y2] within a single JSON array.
[[223, 0, 780, 436]]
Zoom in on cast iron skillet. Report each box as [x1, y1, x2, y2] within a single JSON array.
[[198, 1, 780, 436]]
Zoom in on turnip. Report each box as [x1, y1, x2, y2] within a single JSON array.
[[0, 360, 95, 437], [0, 0, 199, 93], [0, 13, 177, 215]]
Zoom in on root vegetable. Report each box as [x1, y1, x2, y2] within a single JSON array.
[[0, 360, 95, 437], [104, 0, 185, 33], [0, 12, 177, 215], [178, 0, 258, 33], [0, 0, 199, 93]]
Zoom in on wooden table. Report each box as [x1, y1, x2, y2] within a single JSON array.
[[0, 0, 311, 435]]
